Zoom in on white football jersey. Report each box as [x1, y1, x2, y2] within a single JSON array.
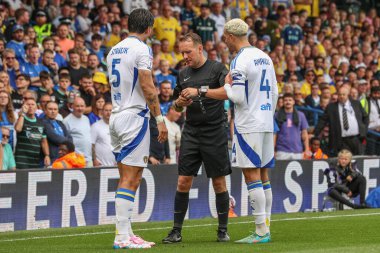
[[107, 36, 153, 115], [230, 47, 278, 133]]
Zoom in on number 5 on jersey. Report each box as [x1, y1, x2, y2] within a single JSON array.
[[260, 69, 270, 99], [111, 58, 121, 88]]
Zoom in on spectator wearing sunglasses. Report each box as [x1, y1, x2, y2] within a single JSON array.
[[1, 126, 15, 170]]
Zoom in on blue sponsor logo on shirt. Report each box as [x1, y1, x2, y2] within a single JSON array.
[[113, 92, 121, 101], [260, 103, 272, 111]]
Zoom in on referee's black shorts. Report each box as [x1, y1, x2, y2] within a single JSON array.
[[178, 123, 231, 178]]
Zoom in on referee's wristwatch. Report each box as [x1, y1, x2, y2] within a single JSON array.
[[198, 86, 209, 97]]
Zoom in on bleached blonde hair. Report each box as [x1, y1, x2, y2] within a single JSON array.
[[338, 149, 353, 161], [224, 19, 249, 37]]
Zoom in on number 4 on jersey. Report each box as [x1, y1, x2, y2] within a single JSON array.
[[260, 69, 270, 99]]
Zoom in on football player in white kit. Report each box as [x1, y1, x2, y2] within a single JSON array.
[[107, 8, 168, 249], [222, 19, 278, 244]]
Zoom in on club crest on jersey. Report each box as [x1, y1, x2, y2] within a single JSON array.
[[143, 156, 148, 164]]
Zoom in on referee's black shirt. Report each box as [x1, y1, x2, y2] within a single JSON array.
[[173, 60, 228, 127]]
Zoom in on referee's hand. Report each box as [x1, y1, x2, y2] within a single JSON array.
[[157, 121, 168, 143]]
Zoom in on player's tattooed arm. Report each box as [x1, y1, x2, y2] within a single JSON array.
[[139, 69, 168, 142], [146, 92, 160, 116]]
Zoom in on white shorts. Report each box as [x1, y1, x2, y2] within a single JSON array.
[[231, 132, 274, 169], [109, 110, 150, 167]]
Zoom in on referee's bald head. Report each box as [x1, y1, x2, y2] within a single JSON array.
[[224, 19, 249, 37]]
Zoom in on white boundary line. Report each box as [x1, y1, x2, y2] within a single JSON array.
[[1, 212, 379, 243]]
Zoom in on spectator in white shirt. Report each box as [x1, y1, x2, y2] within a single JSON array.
[[91, 103, 116, 166], [368, 86, 380, 131], [63, 97, 93, 166], [164, 107, 182, 164]]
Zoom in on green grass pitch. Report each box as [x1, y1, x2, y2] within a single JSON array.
[[1, 209, 380, 253]]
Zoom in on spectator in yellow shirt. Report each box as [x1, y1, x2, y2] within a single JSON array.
[[230, 0, 254, 19], [104, 21, 121, 48], [300, 69, 315, 98], [159, 39, 175, 67], [153, 5, 182, 52]]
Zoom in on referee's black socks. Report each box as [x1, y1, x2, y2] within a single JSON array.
[[173, 191, 189, 232], [216, 191, 229, 231]]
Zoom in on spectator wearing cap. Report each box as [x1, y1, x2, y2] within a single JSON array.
[[89, 34, 106, 63], [153, 4, 182, 52], [282, 12, 303, 46], [300, 69, 316, 98], [315, 86, 369, 156], [104, 21, 121, 48], [41, 37, 67, 69], [355, 63, 366, 80], [6, 25, 26, 65], [56, 23, 74, 59], [93, 71, 111, 103], [192, 4, 218, 43], [155, 59, 177, 90], [210, 0, 226, 41], [75, 3, 91, 34], [20, 44, 49, 91], [367, 86, 380, 132], [4, 8, 30, 43], [33, 10, 53, 44]]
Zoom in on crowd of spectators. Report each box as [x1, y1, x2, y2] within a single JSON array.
[[0, 0, 379, 169]]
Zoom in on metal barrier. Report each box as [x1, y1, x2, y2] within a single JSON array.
[[366, 130, 380, 155], [295, 105, 324, 127]]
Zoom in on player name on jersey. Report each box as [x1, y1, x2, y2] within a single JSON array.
[[253, 58, 270, 66], [110, 47, 129, 55]]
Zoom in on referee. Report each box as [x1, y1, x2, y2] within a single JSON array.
[[162, 33, 231, 243]]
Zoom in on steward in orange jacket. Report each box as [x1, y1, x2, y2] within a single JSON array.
[[52, 141, 86, 169], [52, 152, 86, 169], [304, 137, 328, 160]]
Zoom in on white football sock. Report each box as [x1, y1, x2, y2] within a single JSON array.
[[115, 188, 135, 242], [247, 180, 267, 236], [263, 180, 272, 233]]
